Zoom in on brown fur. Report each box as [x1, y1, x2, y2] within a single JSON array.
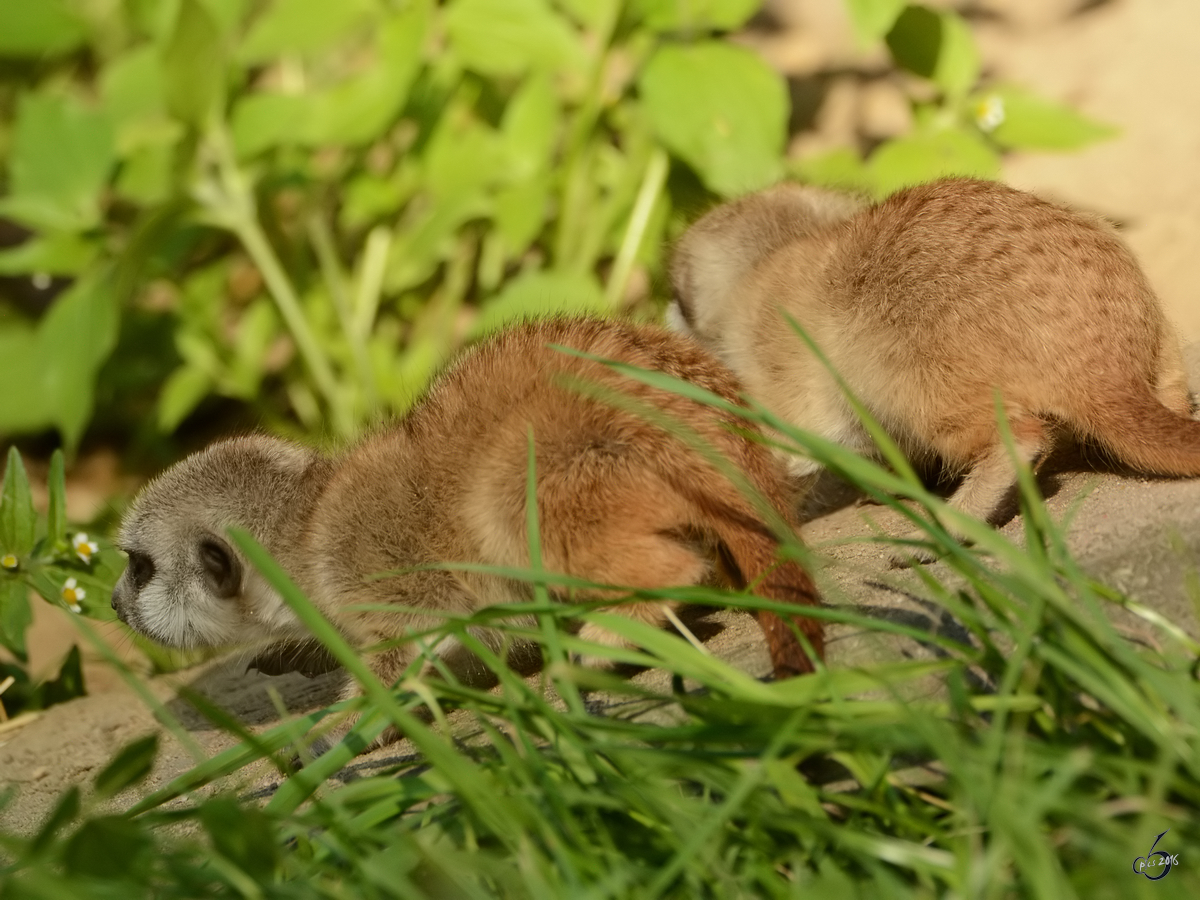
[[670, 178, 1199, 548], [112, 318, 823, 751]]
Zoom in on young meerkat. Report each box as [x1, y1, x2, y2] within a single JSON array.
[[111, 317, 823, 750], [669, 178, 1199, 558]]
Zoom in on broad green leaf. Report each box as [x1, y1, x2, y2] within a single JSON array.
[[231, 6, 426, 154], [100, 46, 175, 156], [502, 74, 560, 179], [95, 735, 161, 799], [162, 0, 224, 128], [556, 0, 618, 31], [158, 365, 215, 432], [0, 580, 32, 662], [39, 278, 121, 450], [46, 449, 67, 551], [639, 42, 786, 197], [0, 325, 44, 435], [844, 0, 906, 43], [114, 141, 176, 205], [445, 0, 585, 79], [0, 233, 97, 276], [230, 93, 307, 157], [886, 5, 979, 99], [0, 0, 87, 58], [633, 0, 759, 31], [791, 147, 873, 194], [494, 177, 551, 251], [1, 447, 37, 558], [38, 644, 86, 708], [238, 0, 375, 62], [471, 269, 607, 337], [423, 114, 504, 203], [30, 785, 80, 856], [199, 797, 278, 879], [63, 815, 153, 879], [5, 92, 116, 231], [867, 128, 999, 197], [978, 85, 1118, 151]]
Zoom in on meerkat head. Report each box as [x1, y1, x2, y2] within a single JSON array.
[[112, 435, 331, 650], [667, 182, 866, 342]]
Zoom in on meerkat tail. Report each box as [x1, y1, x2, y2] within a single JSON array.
[[669, 475, 823, 677], [716, 519, 824, 678], [1090, 387, 1200, 476]]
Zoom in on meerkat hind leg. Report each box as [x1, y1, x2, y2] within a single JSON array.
[[892, 416, 1049, 565], [569, 528, 711, 669]]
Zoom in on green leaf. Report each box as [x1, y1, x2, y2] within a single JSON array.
[[158, 365, 215, 433], [977, 85, 1118, 151], [844, 0, 906, 43], [239, 0, 375, 61], [38, 644, 86, 708], [1, 448, 37, 558], [791, 147, 873, 194], [494, 177, 551, 251], [30, 785, 80, 856], [95, 735, 160, 799], [114, 140, 177, 205], [639, 42, 786, 197], [471, 270, 607, 338], [199, 796, 279, 879], [37, 277, 122, 451], [632, 0, 759, 31], [46, 450, 67, 551], [0, 324, 43, 435], [445, 0, 585, 79], [0, 232, 97, 277], [63, 815, 153, 879], [0, 579, 32, 662], [502, 74, 560, 180], [162, 0, 224, 128], [231, 5, 427, 154], [867, 128, 999, 197], [886, 5, 979, 99], [0, 278, 120, 446], [2, 92, 116, 231], [0, 0, 87, 58]]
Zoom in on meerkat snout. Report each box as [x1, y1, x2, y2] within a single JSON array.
[[112, 436, 331, 649], [670, 177, 1200, 561], [113, 318, 825, 753]]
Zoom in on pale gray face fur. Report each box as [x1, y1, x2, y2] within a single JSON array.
[[111, 436, 321, 650]]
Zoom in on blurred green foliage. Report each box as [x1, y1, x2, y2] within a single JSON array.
[[0, 0, 1112, 452], [0, 446, 118, 718]]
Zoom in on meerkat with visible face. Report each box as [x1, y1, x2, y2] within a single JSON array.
[[669, 178, 1199, 556], [112, 318, 824, 751]]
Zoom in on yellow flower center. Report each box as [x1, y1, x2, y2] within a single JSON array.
[[0, 553, 17, 570]]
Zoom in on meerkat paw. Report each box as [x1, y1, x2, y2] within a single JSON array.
[[887, 528, 950, 568], [572, 620, 637, 670]]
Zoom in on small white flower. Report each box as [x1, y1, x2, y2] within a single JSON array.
[[62, 577, 85, 613], [1, 553, 17, 571], [975, 95, 1005, 133], [73, 532, 99, 564]]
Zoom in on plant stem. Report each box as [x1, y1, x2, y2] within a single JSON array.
[[605, 147, 668, 308], [307, 213, 379, 413], [205, 127, 344, 426]]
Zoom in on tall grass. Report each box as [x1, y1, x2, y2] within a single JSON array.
[[2, 366, 1198, 899]]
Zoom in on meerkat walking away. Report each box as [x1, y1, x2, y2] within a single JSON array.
[[112, 317, 823, 751], [669, 178, 1200, 558]]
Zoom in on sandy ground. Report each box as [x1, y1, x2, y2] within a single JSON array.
[[4, 0, 1200, 835]]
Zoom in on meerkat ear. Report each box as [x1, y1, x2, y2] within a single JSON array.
[[199, 535, 241, 599]]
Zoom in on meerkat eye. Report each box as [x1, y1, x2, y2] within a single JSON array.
[[125, 551, 156, 591], [198, 536, 241, 600]]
